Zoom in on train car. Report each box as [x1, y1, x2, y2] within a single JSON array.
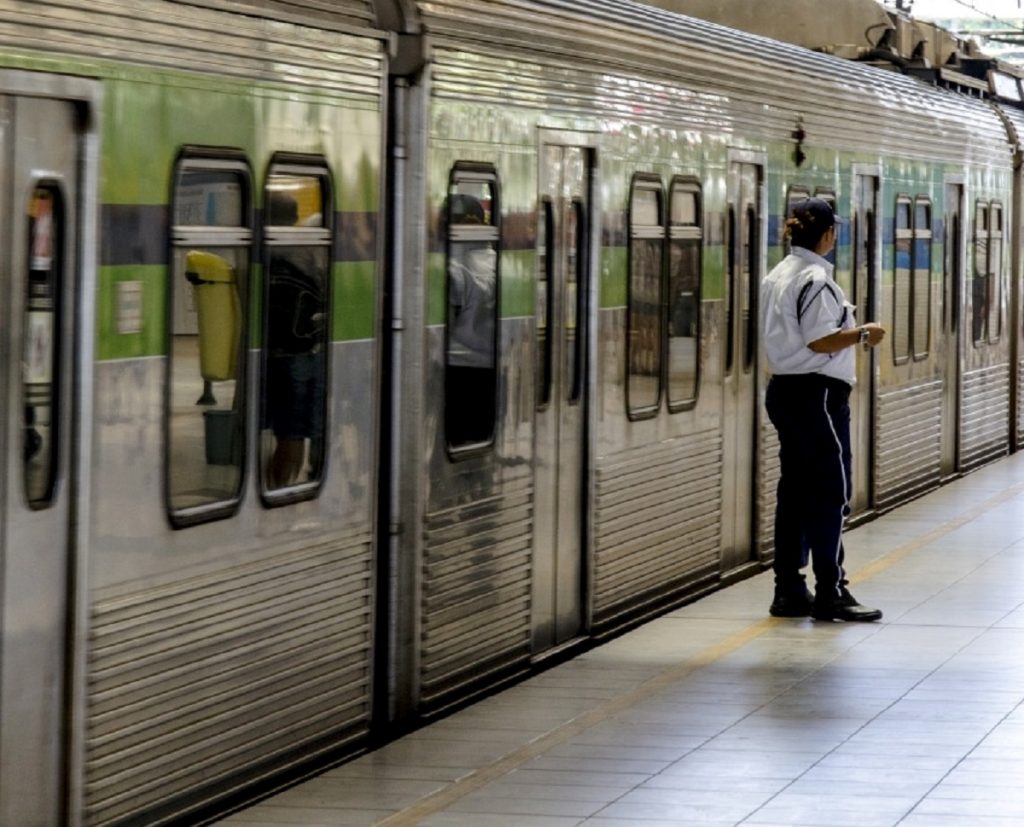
[[0, 1, 389, 824], [383, 0, 1017, 723], [0, 0, 1021, 824]]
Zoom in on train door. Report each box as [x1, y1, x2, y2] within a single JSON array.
[[721, 159, 762, 575], [850, 172, 879, 514], [532, 136, 592, 655], [941, 181, 964, 478], [0, 92, 83, 825]]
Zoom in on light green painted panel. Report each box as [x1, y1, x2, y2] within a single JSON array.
[[601, 247, 627, 309], [97, 265, 166, 360], [333, 260, 376, 341]]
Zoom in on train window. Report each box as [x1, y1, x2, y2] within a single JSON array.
[[912, 198, 932, 360], [989, 203, 1003, 344], [972, 201, 990, 345], [813, 189, 838, 266], [23, 183, 64, 508], [260, 162, 332, 501], [445, 164, 499, 450], [893, 196, 912, 364], [784, 187, 811, 253], [627, 174, 664, 418], [536, 198, 554, 409], [667, 178, 701, 410], [167, 157, 252, 526], [567, 198, 586, 404]]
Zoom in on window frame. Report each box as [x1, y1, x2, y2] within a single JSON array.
[[23, 180, 66, 510], [165, 149, 254, 529], [911, 196, 932, 361], [626, 172, 665, 421], [258, 154, 334, 507], [892, 194, 913, 365], [972, 200, 991, 346], [988, 201, 1003, 345], [665, 175, 703, 413], [444, 161, 501, 456]]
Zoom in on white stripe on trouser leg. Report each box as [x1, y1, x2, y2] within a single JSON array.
[[822, 388, 847, 598]]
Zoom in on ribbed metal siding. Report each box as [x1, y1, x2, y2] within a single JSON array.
[[85, 531, 373, 826], [961, 364, 1011, 470], [0, 1, 384, 96], [421, 475, 533, 709], [875, 380, 942, 509], [419, 0, 1009, 166], [593, 430, 721, 628], [1019, 359, 1024, 448], [758, 423, 780, 557]]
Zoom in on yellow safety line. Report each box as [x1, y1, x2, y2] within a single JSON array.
[[376, 476, 1024, 826]]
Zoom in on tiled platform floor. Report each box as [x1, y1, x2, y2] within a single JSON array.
[[220, 452, 1024, 826]]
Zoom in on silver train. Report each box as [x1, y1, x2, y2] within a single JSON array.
[[0, 0, 1021, 823]]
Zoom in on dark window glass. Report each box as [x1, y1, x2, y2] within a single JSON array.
[[893, 197, 912, 363], [261, 169, 331, 497], [446, 169, 499, 449], [168, 162, 250, 522], [536, 199, 553, 408], [989, 203, 1002, 344], [567, 199, 585, 403], [972, 202, 989, 344], [627, 177, 664, 416], [667, 180, 701, 408], [912, 199, 932, 360], [24, 184, 63, 508]]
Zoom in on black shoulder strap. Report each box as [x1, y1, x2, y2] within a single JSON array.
[[796, 279, 839, 324]]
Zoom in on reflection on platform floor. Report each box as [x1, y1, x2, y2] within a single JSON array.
[[220, 451, 1024, 827]]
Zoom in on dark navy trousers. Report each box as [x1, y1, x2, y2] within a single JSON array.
[[765, 373, 853, 602]]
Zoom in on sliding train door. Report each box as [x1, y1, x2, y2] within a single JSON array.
[[849, 171, 879, 515], [0, 87, 86, 826], [941, 180, 964, 478], [532, 135, 593, 655], [721, 158, 763, 576]]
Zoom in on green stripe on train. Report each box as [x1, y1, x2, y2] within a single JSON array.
[[427, 250, 537, 326], [97, 261, 376, 360]]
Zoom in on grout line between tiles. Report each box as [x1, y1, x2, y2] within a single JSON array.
[[374, 478, 1024, 826]]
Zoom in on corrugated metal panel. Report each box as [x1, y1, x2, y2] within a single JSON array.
[[0, 1, 384, 97], [1019, 359, 1024, 448], [421, 475, 533, 708], [85, 531, 374, 826], [593, 430, 721, 628], [875, 380, 942, 509], [419, 0, 1010, 165], [181, 0, 377, 29], [758, 423, 780, 557], [961, 364, 1011, 470]]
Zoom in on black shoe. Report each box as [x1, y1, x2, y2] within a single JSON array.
[[812, 587, 882, 622], [770, 587, 814, 618]]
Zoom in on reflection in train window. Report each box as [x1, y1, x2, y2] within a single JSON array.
[[667, 178, 701, 410], [24, 183, 63, 508], [536, 199, 554, 409], [893, 196, 912, 364], [167, 159, 251, 525], [260, 165, 331, 500], [912, 198, 932, 360], [989, 202, 1003, 345], [972, 201, 990, 345], [445, 163, 499, 451], [627, 174, 664, 418]]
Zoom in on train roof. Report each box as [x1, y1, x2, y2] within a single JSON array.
[[409, 0, 1012, 166]]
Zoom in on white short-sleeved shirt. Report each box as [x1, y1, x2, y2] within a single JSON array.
[[760, 246, 857, 385]]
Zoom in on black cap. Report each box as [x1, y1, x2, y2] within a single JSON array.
[[791, 196, 844, 231]]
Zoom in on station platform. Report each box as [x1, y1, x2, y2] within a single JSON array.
[[219, 451, 1024, 827]]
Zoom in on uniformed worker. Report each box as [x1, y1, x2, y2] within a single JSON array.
[[760, 196, 885, 622]]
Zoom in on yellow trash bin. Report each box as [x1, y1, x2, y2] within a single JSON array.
[[185, 250, 241, 382]]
